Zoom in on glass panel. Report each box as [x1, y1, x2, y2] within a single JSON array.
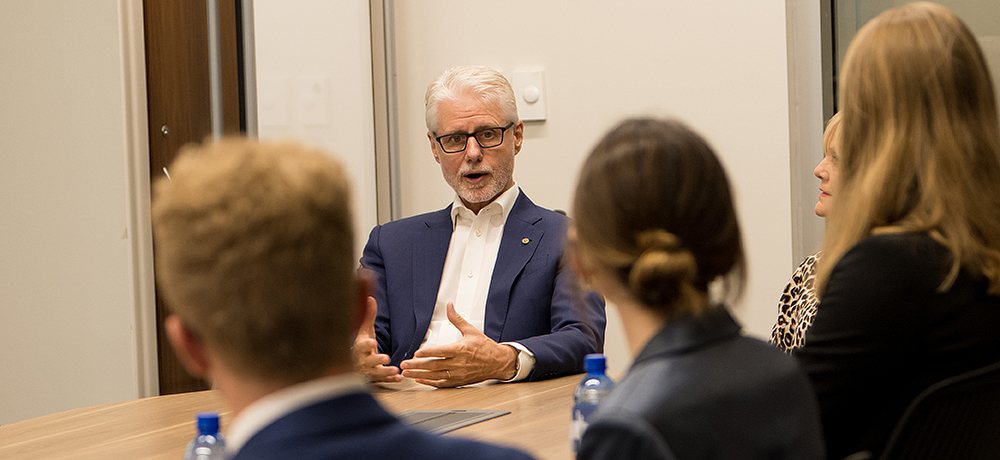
[[832, 0, 1000, 113]]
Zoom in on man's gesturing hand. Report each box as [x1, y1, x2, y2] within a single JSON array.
[[400, 302, 518, 388], [352, 296, 402, 382]]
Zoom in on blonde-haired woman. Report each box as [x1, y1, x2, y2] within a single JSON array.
[[796, 3, 1000, 459], [772, 112, 842, 352], [571, 118, 823, 460]]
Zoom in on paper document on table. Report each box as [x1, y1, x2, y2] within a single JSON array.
[[396, 409, 510, 434]]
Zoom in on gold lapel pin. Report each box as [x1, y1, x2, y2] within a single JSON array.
[[522, 237, 530, 244]]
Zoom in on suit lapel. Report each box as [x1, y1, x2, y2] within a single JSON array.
[[410, 207, 453, 353], [485, 193, 543, 341]]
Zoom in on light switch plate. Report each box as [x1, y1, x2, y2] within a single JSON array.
[[258, 77, 290, 126], [512, 70, 547, 121], [296, 76, 331, 126]]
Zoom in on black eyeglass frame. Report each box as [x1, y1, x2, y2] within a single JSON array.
[[433, 122, 515, 154]]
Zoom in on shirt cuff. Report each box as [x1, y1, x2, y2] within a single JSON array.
[[499, 342, 536, 382]]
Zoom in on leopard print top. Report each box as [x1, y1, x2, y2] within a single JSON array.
[[771, 252, 820, 353]]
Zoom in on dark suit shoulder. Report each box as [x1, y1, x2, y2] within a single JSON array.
[[232, 393, 535, 460], [376, 206, 452, 232], [536, 207, 570, 230], [593, 330, 824, 459], [535, 206, 569, 221], [610, 335, 811, 419], [507, 191, 569, 227], [834, 232, 951, 290]]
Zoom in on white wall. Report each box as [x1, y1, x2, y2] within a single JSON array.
[[0, 0, 823, 419], [392, 0, 795, 353], [0, 0, 143, 424], [253, 0, 378, 254]]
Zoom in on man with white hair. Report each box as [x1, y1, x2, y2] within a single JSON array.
[[154, 138, 535, 460], [353, 65, 605, 388]]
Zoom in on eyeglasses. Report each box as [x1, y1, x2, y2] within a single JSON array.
[[434, 122, 515, 154]]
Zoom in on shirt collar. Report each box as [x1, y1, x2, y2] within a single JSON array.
[[632, 306, 742, 367], [450, 183, 520, 230], [225, 373, 369, 455]]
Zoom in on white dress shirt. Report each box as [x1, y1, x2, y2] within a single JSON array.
[[225, 374, 369, 456], [420, 185, 535, 381]]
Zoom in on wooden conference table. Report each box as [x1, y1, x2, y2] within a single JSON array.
[[0, 374, 581, 460]]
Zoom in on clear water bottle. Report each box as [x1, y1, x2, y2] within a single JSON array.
[[570, 353, 615, 452], [184, 412, 226, 460]]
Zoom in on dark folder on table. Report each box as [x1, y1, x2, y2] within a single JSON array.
[[397, 409, 510, 434]]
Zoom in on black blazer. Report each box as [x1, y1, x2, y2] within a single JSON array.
[[579, 307, 825, 460], [796, 233, 1000, 459]]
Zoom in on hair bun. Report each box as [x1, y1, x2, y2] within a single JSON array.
[[629, 230, 698, 307], [637, 230, 682, 253]]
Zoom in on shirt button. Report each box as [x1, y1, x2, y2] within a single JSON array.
[[476, 229, 482, 237], [467, 270, 474, 278]]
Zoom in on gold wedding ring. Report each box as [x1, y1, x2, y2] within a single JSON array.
[[446, 370, 452, 379]]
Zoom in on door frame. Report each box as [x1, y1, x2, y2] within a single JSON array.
[[121, 0, 159, 398]]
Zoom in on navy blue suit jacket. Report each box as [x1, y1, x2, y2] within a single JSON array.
[[579, 308, 825, 460], [230, 392, 535, 460], [360, 190, 605, 380]]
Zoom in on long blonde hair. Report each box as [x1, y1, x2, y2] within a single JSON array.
[[819, 2, 1000, 295]]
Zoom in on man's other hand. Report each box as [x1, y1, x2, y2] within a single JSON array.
[[352, 296, 402, 382], [400, 302, 517, 387]]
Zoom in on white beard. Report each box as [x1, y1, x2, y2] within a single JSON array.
[[446, 159, 514, 205]]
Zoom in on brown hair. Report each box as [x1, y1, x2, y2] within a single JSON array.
[[572, 118, 745, 317], [820, 2, 1000, 294], [152, 138, 357, 383]]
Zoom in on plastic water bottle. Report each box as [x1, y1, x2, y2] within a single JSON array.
[[570, 353, 615, 452], [184, 412, 226, 460]]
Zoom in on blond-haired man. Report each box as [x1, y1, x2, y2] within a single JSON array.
[[154, 138, 534, 460]]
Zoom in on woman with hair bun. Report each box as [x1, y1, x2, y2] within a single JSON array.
[[570, 118, 823, 460], [796, 3, 1000, 458]]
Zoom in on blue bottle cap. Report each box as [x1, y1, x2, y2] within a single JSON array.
[[196, 412, 220, 435], [584, 353, 606, 375]]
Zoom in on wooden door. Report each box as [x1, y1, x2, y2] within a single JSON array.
[[143, 0, 243, 394]]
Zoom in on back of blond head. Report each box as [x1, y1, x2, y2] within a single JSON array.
[[821, 1, 1000, 294], [152, 138, 356, 384], [572, 118, 745, 318]]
